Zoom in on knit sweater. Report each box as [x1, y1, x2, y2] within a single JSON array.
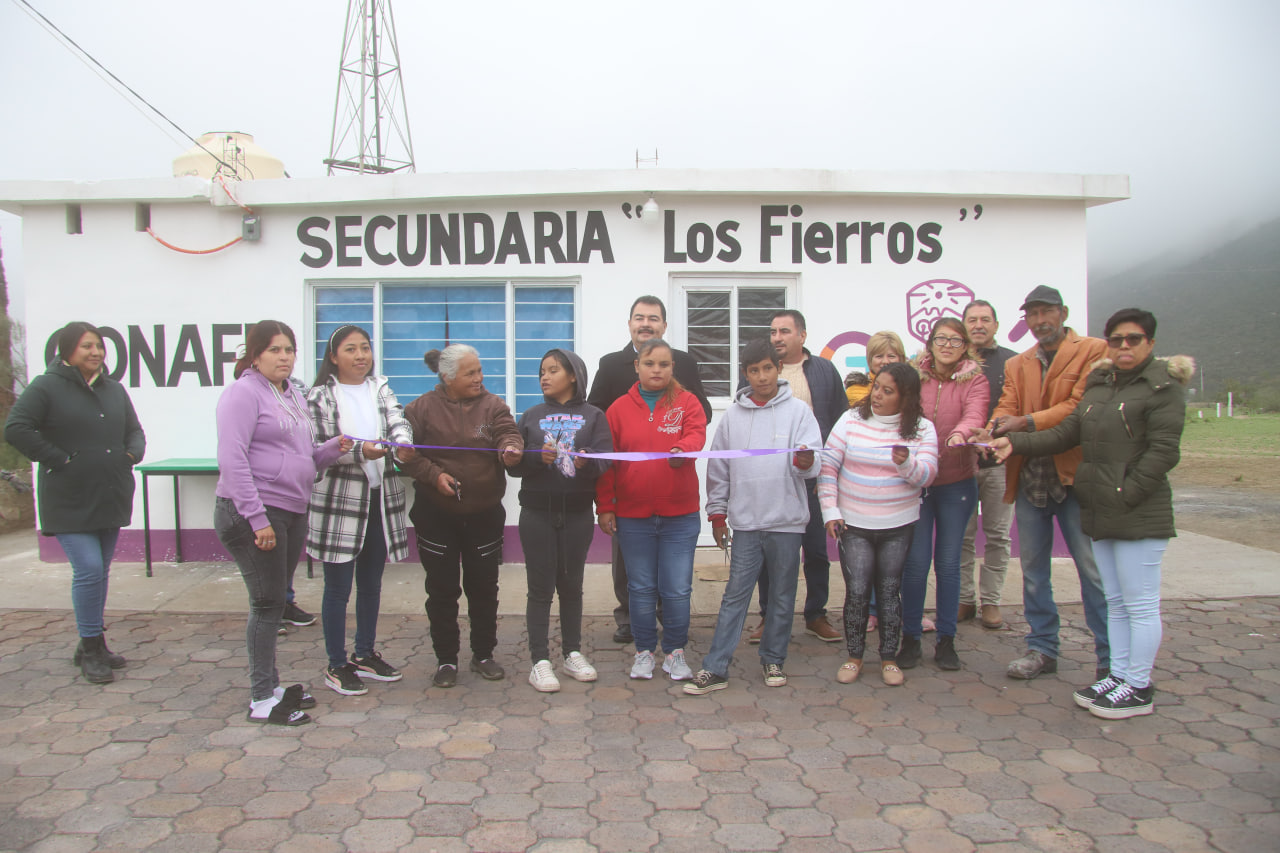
[[819, 408, 939, 530]]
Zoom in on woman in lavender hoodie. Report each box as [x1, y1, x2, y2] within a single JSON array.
[[214, 321, 351, 726]]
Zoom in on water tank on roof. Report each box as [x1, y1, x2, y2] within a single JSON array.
[[172, 131, 285, 180]]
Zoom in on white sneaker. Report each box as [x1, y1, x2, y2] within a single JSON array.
[[562, 651, 598, 682], [528, 660, 561, 693], [630, 650, 656, 680], [662, 649, 693, 681]]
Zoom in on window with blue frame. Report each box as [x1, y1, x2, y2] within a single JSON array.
[[311, 281, 575, 416]]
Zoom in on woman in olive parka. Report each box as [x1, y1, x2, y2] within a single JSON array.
[[993, 308, 1191, 722], [5, 322, 146, 685]]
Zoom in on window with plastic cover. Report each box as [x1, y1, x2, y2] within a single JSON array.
[[686, 287, 786, 397], [312, 281, 574, 415]]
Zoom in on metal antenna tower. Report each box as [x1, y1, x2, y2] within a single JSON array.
[[325, 0, 416, 175]]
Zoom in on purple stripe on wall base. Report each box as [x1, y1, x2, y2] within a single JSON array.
[[35, 525, 1070, 564]]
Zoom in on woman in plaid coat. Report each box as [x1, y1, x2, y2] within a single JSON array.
[[307, 325, 413, 697]]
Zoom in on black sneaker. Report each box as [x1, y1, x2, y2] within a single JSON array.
[[898, 634, 922, 670], [1073, 674, 1120, 709], [934, 636, 961, 671], [1089, 681, 1155, 720], [682, 670, 728, 695], [470, 658, 505, 681], [612, 626, 634, 644], [433, 664, 458, 688], [351, 651, 403, 682], [282, 602, 316, 626], [324, 663, 368, 696]]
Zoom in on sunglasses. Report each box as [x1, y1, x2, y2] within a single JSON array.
[[931, 336, 966, 349], [1107, 333, 1148, 348]]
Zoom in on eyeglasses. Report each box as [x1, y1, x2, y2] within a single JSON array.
[[931, 337, 966, 349], [1107, 333, 1148, 348]]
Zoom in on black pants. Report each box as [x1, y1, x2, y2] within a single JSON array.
[[519, 506, 592, 662], [839, 523, 914, 660], [415, 504, 505, 665], [214, 498, 305, 701]]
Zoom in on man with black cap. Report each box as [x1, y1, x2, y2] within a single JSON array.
[[986, 285, 1110, 682]]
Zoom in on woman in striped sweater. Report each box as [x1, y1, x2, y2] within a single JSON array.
[[819, 362, 938, 686]]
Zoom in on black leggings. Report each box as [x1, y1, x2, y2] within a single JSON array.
[[519, 507, 593, 662], [839, 523, 914, 660]]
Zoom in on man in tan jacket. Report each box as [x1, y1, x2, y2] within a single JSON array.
[[988, 285, 1110, 682]]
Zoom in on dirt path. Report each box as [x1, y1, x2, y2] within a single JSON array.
[[1171, 455, 1280, 552]]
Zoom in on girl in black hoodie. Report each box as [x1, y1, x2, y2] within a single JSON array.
[[512, 349, 613, 692]]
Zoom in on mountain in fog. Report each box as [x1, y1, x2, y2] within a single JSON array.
[[1089, 215, 1280, 402]]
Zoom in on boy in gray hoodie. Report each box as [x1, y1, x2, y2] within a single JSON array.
[[685, 340, 822, 693]]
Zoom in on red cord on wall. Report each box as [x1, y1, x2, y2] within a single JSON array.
[[146, 227, 243, 254]]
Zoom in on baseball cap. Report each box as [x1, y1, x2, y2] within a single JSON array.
[[1019, 285, 1064, 311]]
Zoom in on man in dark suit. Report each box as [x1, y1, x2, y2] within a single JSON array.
[[587, 295, 712, 644]]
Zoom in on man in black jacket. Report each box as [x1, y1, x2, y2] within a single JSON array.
[[743, 310, 848, 644], [587, 296, 712, 644], [960, 299, 1018, 630]]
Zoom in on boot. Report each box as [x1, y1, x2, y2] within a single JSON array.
[[74, 637, 126, 670], [78, 636, 114, 684], [898, 634, 922, 670], [935, 635, 961, 671]]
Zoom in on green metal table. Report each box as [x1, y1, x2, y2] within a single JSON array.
[[135, 458, 218, 576]]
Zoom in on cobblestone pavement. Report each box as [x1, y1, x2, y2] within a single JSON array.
[[0, 598, 1276, 852]]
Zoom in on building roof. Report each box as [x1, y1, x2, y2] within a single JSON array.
[[0, 169, 1129, 215]]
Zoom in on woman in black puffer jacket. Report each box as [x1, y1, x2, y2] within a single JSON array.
[[993, 308, 1191, 722], [5, 322, 146, 684]]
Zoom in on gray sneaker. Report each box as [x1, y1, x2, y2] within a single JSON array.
[[662, 649, 693, 681], [1007, 650, 1058, 680]]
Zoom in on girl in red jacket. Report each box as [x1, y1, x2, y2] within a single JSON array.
[[596, 339, 707, 682], [900, 317, 990, 672]]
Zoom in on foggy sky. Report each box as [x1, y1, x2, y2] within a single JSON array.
[[2, 0, 1278, 291]]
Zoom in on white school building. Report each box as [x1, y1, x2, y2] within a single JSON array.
[[0, 167, 1128, 563]]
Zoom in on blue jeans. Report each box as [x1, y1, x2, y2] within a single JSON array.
[[322, 493, 388, 669], [1014, 488, 1110, 667], [616, 513, 700, 654], [902, 478, 978, 639], [702, 530, 801, 676], [756, 488, 831, 621], [55, 529, 121, 638], [1093, 538, 1165, 688], [839, 524, 913, 660]]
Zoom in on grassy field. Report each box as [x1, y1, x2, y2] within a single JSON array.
[[1181, 410, 1280, 457]]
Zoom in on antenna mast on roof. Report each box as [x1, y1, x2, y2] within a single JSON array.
[[324, 0, 416, 175]]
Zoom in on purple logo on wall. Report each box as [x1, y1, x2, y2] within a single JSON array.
[[905, 279, 974, 344]]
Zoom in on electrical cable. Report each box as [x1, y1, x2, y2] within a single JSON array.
[[145, 227, 242, 255], [214, 174, 254, 213], [13, 0, 239, 175]]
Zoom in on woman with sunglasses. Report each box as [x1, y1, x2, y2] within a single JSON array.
[[900, 317, 989, 672], [992, 309, 1190, 720]]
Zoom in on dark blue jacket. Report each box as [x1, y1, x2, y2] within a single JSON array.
[[738, 349, 847, 441], [976, 344, 1017, 469]]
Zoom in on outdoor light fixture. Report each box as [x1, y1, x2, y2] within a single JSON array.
[[641, 194, 660, 222]]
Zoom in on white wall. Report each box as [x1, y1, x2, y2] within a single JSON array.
[[15, 184, 1091, 535]]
